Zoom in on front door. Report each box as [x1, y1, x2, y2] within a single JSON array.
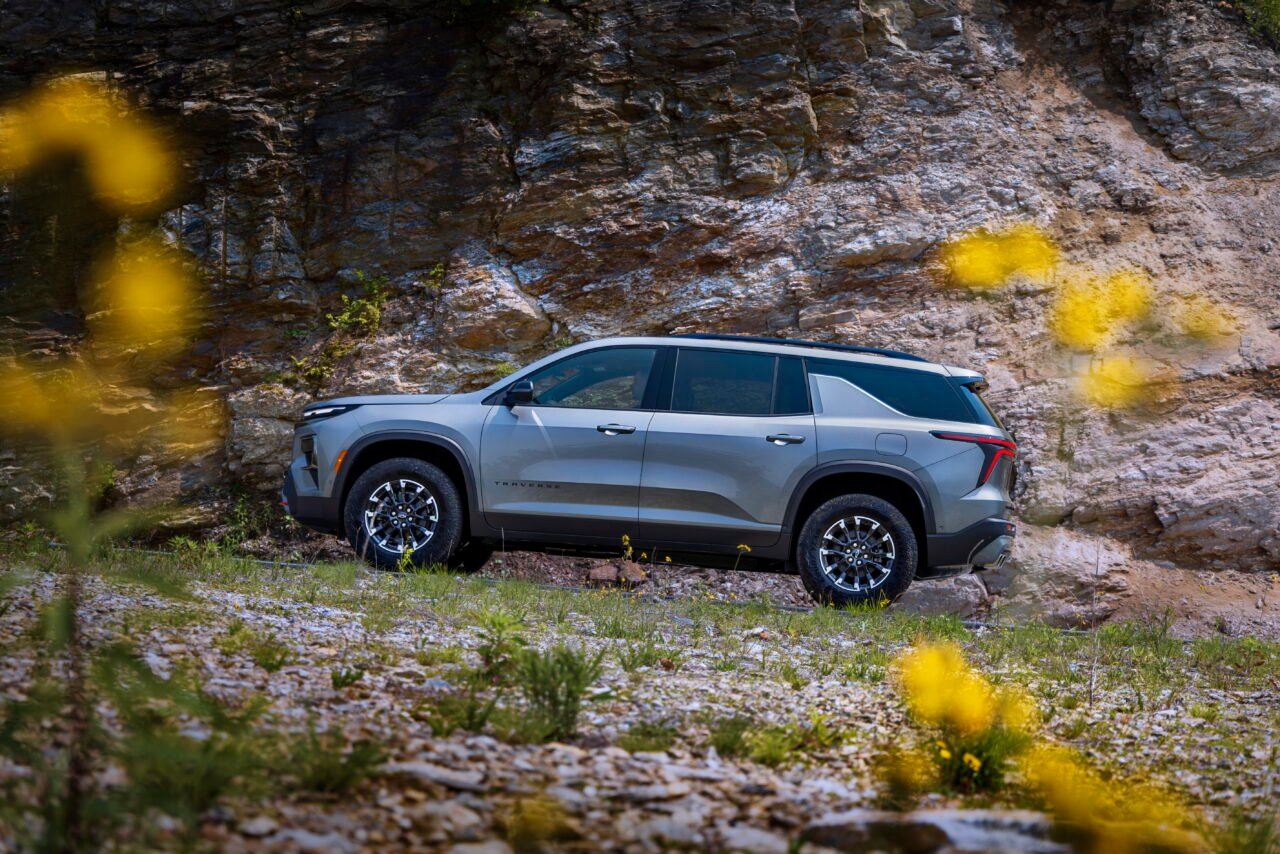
[[480, 346, 659, 539], [638, 349, 816, 548]]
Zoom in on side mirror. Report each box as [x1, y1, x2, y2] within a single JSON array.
[[505, 379, 534, 406]]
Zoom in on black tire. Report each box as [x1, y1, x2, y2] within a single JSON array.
[[344, 457, 463, 571], [796, 493, 918, 607]]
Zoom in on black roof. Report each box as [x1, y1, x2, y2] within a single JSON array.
[[672, 333, 928, 363]]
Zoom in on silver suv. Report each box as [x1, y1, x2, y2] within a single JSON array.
[[282, 335, 1016, 606]]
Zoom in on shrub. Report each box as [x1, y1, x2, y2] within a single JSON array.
[[708, 715, 753, 758], [475, 608, 528, 681], [326, 271, 386, 337], [744, 712, 844, 768], [416, 684, 497, 737], [330, 666, 364, 690], [1237, 0, 1280, 42], [285, 722, 385, 794], [514, 645, 603, 742]]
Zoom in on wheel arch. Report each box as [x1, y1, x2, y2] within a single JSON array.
[[335, 431, 479, 538], [785, 463, 934, 567]]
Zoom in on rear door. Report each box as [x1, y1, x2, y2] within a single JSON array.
[[480, 346, 659, 539], [638, 349, 815, 548]]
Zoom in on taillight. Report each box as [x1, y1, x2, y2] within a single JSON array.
[[931, 431, 1017, 488]]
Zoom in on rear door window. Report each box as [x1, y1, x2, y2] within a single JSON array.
[[808, 358, 974, 423], [672, 349, 775, 416]]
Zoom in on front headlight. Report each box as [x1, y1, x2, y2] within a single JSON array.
[[301, 404, 361, 422]]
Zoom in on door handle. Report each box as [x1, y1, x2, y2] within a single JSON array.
[[766, 434, 805, 445], [597, 423, 636, 435]]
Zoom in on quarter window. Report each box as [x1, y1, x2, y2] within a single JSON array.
[[672, 349, 775, 416], [525, 347, 657, 410], [808, 358, 974, 423]]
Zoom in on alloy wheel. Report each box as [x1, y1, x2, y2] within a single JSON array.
[[818, 515, 896, 593], [363, 478, 439, 554]]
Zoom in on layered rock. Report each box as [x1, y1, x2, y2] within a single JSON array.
[[1, 0, 1278, 582]]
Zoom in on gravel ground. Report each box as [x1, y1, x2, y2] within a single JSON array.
[[1, 555, 1277, 852]]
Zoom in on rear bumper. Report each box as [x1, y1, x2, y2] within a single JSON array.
[[281, 473, 342, 535], [921, 517, 1016, 578]]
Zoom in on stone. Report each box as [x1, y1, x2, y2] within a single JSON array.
[[803, 808, 1068, 853], [894, 575, 989, 618], [381, 761, 487, 792]]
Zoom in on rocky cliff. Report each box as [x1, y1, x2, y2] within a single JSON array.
[[2, 0, 1278, 582]]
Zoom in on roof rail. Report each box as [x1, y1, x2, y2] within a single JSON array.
[[672, 333, 928, 363]]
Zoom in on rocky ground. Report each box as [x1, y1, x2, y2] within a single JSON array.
[[241, 527, 1280, 641], [2, 546, 1277, 852]]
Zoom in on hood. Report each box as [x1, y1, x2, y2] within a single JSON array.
[[308, 393, 450, 408]]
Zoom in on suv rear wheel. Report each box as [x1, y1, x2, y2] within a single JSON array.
[[344, 457, 463, 570], [796, 494, 917, 607]]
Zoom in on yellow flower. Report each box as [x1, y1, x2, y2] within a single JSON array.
[[0, 77, 175, 213], [91, 238, 196, 353], [1049, 278, 1110, 351], [736, 544, 752, 553], [1077, 357, 1151, 410], [939, 747, 952, 760], [1175, 294, 1236, 340], [639, 551, 647, 560], [996, 686, 1038, 733], [962, 752, 982, 772], [999, 223, 1059, 281], [664, 555, 672, 563], [940, 223, 1059, 289], [1101, 270, 1151, 321]]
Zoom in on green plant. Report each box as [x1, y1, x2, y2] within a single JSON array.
[[1236, 0, 1280, 43], [416, 642, 466, 668], [708, 715, 753, 758], [416, 683, 498, 737], [1214, 809, 1280, 854], [421, 261, 446, 291], [249, 633, 294, 672], [777, 659, 807, 691], [284, 722, 385, 794], [331, 666, 365, 689], [744, 712, 845, 768], [514, 645, 604, 742], [492, 361, 518, 379], [475, 608, 528, 681], [326, 270, 387, 336], [617, 721, 677, 753]]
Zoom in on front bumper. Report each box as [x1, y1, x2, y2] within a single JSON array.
[[921, 517, 1016, 577], [281, 473, 342, 535]]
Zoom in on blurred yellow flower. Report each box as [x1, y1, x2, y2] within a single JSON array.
[[86, 113, 176, 210], [1000, 223, 1059, 281], [1175, 294, 1237, 340], [941, 223, 1059, 289], [962, 752, 982, 772], [0, 76, 174, 212], [1078, 357, 1151, 409], [91, 239, 196, 353], [1101, 270, 1152, 321], [1049, 279, 1110, 351]]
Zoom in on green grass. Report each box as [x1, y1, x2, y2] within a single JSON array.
[[1237, 0, 1280, 42], [617, 721, 678, 753]]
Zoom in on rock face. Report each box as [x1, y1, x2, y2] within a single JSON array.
[[1, 1, 1278, 583]]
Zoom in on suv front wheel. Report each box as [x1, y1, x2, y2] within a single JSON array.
[[796, 494, 917, 607], [344, 457, 463, 570]]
